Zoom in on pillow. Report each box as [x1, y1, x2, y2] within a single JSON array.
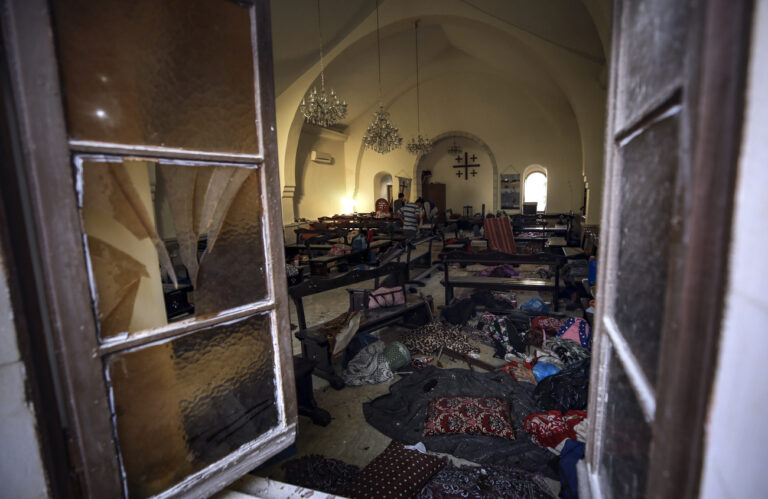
[[342, 440, 445, 499], [367, 286, 406, 309], [423, 397, 515, 440]]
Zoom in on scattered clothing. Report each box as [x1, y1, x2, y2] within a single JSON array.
[[363, 367, 557, 477], [502, 360, 538, 385], [417, 464, 555, 499], [342, 440, 446, 499], [523, 410, 587, 450], [442, 298, 477, 325], [401, 322, 480, 356], [479, 312, 526, 358], [559, 440, 586, 499], [541, 338, 590, 368], [556, 317, 592, 350], [281, 455, 360, 496], [478, 264, 519, 277], [342, 341, 394, 386], [531, 316, 564, 334]]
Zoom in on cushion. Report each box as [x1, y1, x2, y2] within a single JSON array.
[[368, 286, 406, 309], [342, 440, 445, 499], [423, 397, 515, 440]]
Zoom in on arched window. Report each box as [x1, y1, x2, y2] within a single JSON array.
[[524, 171, 547, 212]]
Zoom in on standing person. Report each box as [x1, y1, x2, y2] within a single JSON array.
[[400, 198, 423, 240], [393, 192, 405, 216], [422, 198, 438, 224]]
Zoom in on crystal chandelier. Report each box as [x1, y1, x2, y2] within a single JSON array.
[[299, 0, 347, 128], [407, 21, 432, 156], [447, 138, 462, 155], [363, 106, 403, 154], [362, 0, 402, 154]]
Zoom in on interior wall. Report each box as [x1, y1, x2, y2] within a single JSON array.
[[420, 136, 492, 214], [294, 131, 348, 220], [352, 71, 583, 214]]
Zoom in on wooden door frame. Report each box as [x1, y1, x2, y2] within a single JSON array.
[[647, 0, 754, 496], [1, 0, 296, 497], [586, 0, 754, 497]]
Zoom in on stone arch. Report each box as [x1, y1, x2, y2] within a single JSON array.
[[412, 131, 499, 211]]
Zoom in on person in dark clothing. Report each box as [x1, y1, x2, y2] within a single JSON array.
[[393, 192, 405, 216]]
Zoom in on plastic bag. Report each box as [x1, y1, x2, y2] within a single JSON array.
[[534, 358, 590, 412], [521, 298, 549, 313]]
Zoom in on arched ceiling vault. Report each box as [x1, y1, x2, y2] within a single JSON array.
[[273, 0, 610, 223]]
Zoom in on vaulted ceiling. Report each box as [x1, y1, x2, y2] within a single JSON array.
[[270, 0, 609, 102]]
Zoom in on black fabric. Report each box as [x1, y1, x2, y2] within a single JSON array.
[[471, 290, 517, 312], [280, 454, 360, 495], [362, 367, 556, 478], [442, 298, 476, 325], [533, 359, 590, 412]]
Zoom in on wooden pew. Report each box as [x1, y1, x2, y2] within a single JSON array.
[[440, 250, 566, 311]]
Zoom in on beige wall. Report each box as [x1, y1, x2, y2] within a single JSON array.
[[352, 70, 583, 215], [293, 129, 349, 220], [420, 136, 493, 215]]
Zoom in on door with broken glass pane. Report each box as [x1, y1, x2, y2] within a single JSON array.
[[585, 0, 753, 497], [33, 0, 296, 497]]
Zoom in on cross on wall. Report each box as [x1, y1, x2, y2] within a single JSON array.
[[453, 152, 480, 180]]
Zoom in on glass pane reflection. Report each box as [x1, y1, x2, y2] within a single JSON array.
[[599, 350, 652, 499], [614, 114, 678, 386], [80, 159, 267, 339], [51, 0, 259, 154], [107, 314, 278, 498]]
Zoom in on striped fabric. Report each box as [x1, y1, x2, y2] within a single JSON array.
[[484, 216, 517, 253], [400, 203, 420, 232]]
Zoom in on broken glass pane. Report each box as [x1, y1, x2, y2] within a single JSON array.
[[106, 313, 278, 498], [51, 0, 259, 154], [80, 158, 267, 339]]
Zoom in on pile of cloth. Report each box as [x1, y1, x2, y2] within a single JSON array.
[[400, 322, 480, 356]]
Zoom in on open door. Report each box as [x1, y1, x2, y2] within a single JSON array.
[[585, 0, 753, 497], [1, 0, 296, 497]]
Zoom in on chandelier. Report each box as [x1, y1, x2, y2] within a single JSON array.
[[447, 138, 462, 155], [363, 106, 403, 154], [407, 21, 432, 156], [362, 0, 402, 154], [299, 0, 347, 128]]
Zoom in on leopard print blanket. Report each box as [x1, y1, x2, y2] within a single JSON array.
[[400, 321, 480, 356]]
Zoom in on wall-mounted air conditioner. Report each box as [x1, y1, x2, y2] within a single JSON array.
[[311, 150, 333, 164]]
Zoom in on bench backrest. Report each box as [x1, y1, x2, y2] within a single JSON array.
[[440, 249, 565, 266], [289, 261, 409, 330]]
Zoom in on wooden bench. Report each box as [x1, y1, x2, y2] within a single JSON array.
[[440, 250, 565, 311], [289, 262, 433, 389], [308, 239, 392, 276]]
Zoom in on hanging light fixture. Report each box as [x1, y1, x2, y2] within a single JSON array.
[[299, 0, 347, 128], [447, 137, 463, 155], [362, 0, 402, 154], [407, 20, 432, 156]]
